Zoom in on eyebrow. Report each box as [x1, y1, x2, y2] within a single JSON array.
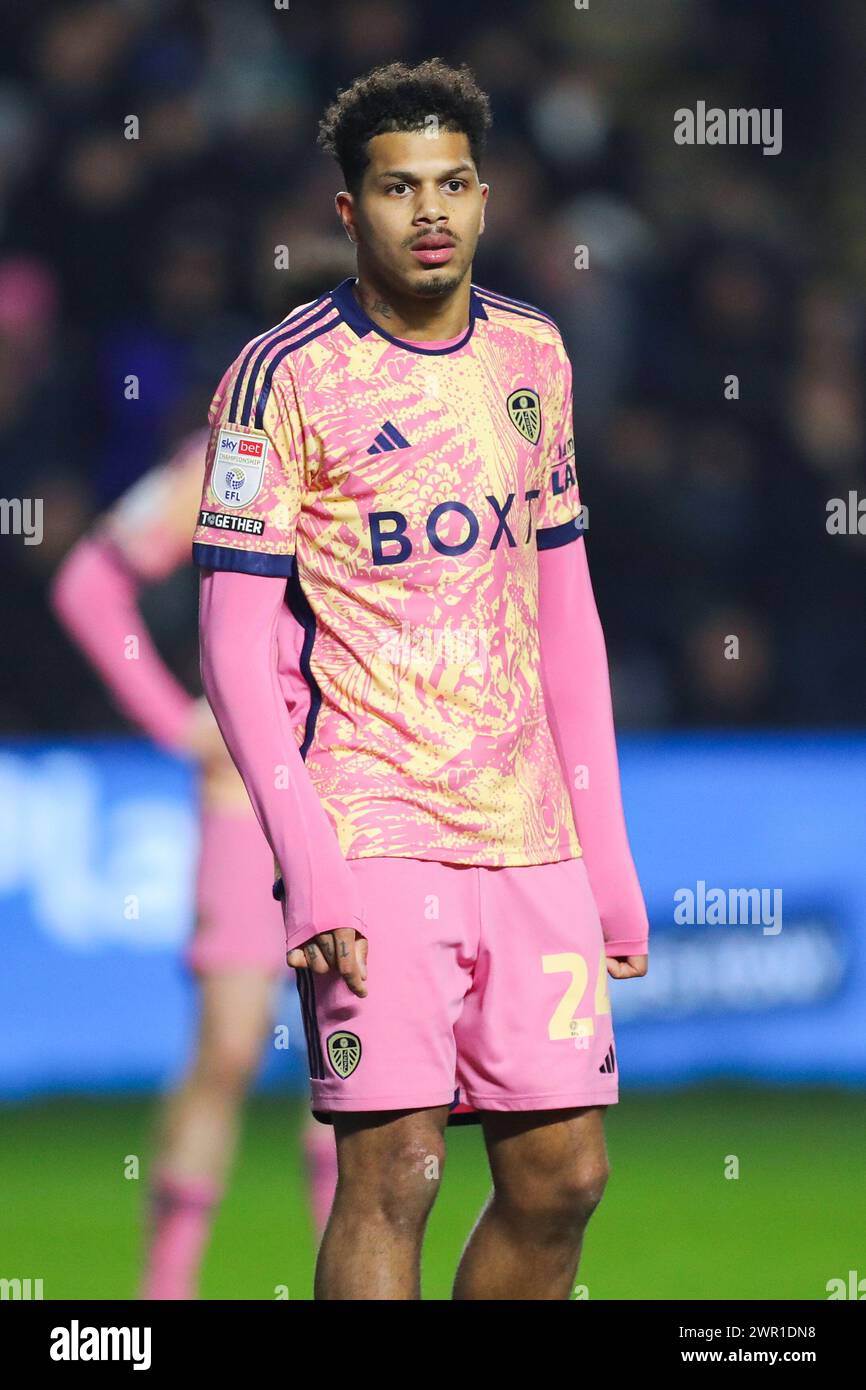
[[374, 164, 474, 182]]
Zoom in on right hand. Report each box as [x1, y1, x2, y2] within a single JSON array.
[[287, 930, 368, 998]]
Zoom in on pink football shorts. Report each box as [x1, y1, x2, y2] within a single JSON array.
[[297, 854, 619, 1119], [184, 808, 287, 976]]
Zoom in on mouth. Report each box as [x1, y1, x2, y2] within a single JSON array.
[[410, 235, 456, 266]]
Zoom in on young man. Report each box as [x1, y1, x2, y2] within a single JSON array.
[[50, 428, 340, 1299], [193, 59, 649, 1300]]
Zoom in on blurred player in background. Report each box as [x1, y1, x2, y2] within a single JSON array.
[[50, 427, 339, 1300]]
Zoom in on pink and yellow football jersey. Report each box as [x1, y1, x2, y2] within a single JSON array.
[[192, 276, 585, 867]]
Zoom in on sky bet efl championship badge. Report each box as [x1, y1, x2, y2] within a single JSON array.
[[211, 429, 267, 508], [327, 1031, 362, 1078], [506, 388, 542, 445]]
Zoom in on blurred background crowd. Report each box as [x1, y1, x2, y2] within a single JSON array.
[[1, 0, 864, 733]]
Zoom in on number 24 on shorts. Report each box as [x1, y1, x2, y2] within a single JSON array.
[[543, 948, 611, 1041]]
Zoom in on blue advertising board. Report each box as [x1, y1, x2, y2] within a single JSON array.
[[2, 735, 864, 1097]]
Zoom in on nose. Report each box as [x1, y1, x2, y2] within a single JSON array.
[[414, 185, 448, 225]]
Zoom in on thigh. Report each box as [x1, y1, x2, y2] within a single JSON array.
[[331, 1105, 451, 1185], [303, 856, 478, 1116], [455, 856, 619, 1110], [481, 1105, 610, 1198], [196, 969, 277, 1059], [186, 808, 287, 976]]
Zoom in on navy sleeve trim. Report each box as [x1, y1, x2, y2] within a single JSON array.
[[536, 516, 586, 550], [192, 542, 295, 577]]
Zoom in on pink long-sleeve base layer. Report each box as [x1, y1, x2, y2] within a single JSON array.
[[198, 568, 366, 953], [538, 537, 649, 957]]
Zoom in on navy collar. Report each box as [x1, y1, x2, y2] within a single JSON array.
[[329, 276, 487, 355]]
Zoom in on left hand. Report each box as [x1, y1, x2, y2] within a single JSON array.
[[606, 954, 647, 980]]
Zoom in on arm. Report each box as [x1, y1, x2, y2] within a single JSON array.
[[198, 566, 366, 957], [538, 535, 649, 958], [192, 352, 366, 983], [50, 534, 196, 751], [49, 431, 213, 751]]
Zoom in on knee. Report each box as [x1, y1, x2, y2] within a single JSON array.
[[498, 1159, 610, 1238], [196, 1036, 261, 1093], [342, 1131, 446, 1231], [558, 1161, 610, 1225]]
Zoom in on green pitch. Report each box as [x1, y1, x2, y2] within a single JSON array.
[[1, 1087, 860, 1300]]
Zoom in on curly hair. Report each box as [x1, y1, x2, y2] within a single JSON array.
[[317, 58, 492, 195]]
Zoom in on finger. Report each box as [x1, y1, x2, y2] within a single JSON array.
[[619, 955, 648, 977], [332, 928, 367, 998], [304, 941, 331, 975], [315, 932, 337, 968], [356, 935, 368, 981], [607, 958, 639, 980], [287, 948, 307, 969]]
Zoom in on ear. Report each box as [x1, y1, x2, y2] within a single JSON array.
[[335, 190, 356, 243]]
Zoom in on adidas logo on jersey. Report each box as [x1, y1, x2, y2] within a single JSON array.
[[599, 1044, 617, 1075], [367, 420, 411, 454]]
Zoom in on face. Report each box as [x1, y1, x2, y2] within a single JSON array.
[[336, 128, 488, 299]]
